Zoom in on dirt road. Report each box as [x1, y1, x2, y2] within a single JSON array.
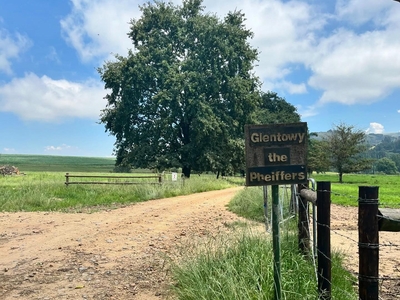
[[1, 187, 399, 299]]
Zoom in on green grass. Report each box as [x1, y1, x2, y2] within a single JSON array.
[[227, 185, 295, 223], [0, 172, 238, 212], [0, 154, 116, 172], [311, 173, 400, 207], [171, 231, 357, 300], [170, 185, 359, 300]]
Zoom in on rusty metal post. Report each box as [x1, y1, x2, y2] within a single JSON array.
[[298, 184, 310, 256], [317, 181, 331, 300], [358, 186, 379, 300], [271, 185, 281, 300]]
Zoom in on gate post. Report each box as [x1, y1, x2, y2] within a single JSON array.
[[317, 181, 331, 300], [358, 186, 379, 300], [65, 173, 69, 187]]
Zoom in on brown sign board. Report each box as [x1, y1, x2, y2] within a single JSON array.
[[245, 122, 308, 186]]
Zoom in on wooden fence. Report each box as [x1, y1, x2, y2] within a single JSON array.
[[298, 182, 400, 300], [65, 172, 162, 186]]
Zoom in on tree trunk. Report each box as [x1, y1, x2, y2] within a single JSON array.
[[182, 165, 191, 178], [339, 172, 343, 183], [216, 171, 220, 179]]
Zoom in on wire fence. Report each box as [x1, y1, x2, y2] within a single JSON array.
[[296, 182, 400, 300], [261, 181, 400, 299]]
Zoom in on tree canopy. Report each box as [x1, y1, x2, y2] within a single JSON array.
[[98, 0, 301, 177], [252, 92, 301, 124]]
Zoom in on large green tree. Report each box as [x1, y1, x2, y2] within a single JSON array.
[[323, 123, 372, 183], [98, 0, 261, 177]]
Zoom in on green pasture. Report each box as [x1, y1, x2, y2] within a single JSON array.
[[0, 154, 116, 172], [311, 173, 400, 208]]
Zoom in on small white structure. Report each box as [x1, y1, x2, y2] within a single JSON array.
[[171, 172, 178, 181]]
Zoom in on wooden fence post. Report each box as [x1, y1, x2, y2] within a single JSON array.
[[290, 184, 298, 214], [317, 181, 331, 300], [65, 173, 69, 187], [358, 186, 379, 300], [298, 184, 310, 256]]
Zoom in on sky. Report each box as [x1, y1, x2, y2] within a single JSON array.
[[1, 0, 400, 157]]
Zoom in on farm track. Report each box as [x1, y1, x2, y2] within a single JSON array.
[[0, 187, 399, 299]]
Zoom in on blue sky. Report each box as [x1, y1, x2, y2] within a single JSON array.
[[1, 0, 399, 157]]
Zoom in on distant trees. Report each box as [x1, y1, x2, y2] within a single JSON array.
[[375, 157, 397, 174], [389, 153, 400, 172], [367, 134, 400, 173]]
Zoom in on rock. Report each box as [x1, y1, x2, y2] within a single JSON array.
[[0, 165, 20, 176]]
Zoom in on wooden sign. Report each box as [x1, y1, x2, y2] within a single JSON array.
[[245, 122, 308, 186]]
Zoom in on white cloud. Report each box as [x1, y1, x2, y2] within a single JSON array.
[[335, 0, 397, 27], [60, 0, 142, 62], [273, 81, 307, 95], [308, 26, 400, 105], [297, 104, 319, 119], [366, 122, 384, 134], [0, 73, 107, 122], [0, 27, 31, 74], [201, 0, 326, 80], [45, 144, 75, 152], [3, 148, 16, 153]]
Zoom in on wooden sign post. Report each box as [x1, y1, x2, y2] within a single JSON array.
[[245, 122, 308, 300]]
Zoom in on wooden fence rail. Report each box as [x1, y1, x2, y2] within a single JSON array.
[[65, 173, 162, 186]]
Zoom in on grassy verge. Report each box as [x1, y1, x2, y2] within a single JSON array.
[[0, 172, 242, 212], [171, 231, 357, 300], [170, 183, 358, 299]]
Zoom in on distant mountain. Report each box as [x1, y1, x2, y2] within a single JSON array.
[[366, 132, 400, 146], [311, 131, 400, 146]]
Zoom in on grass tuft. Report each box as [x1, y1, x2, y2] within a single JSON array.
[[170, 231, 357, 300]]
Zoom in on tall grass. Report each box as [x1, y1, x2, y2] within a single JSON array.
[[0, 172, 239, 212], [171, 230, 357, 300], [170, 185, 358, 299]]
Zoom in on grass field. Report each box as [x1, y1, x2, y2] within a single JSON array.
[[0, 154, 116, 172], [311, 173, 400, 208], [0, 171, 242, 212]]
